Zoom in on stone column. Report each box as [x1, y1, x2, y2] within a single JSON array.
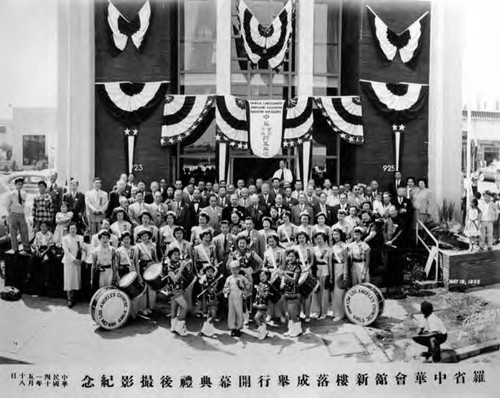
[[428, 0, 464, 219], [57, 0, 95, 191]]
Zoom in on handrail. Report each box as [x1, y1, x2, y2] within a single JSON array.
[[416, 219, 440, 283]]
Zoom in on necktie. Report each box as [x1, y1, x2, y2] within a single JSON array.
[[224, 235, 228, 252], [18, 190, 22, 205], [300, 205, 304, 212], [50, 185, 53, 192], [280, 169, 284, 182], [98, 191, 102, 206]]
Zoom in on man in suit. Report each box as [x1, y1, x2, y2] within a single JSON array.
[[246, 194, 266, 228], [238, 187, 251, 208], [149, 191, 169, 227], [85, 177, 109, 234], [185, 189, 206, 231], [258, 182, 275, 209], [271, 193, 290, 218], [270, 177, 285, 198], [305, 185, 319, 208], [238, 217, 265, 258], [291, 193, 314, 225], [63, 179, 86, 232], [128, 191, 151, 227], [159, 178, 169, 201], [217, 186, 231, 208], [48, 171, 64, 214], [169, 190, 188, 227], [283, 186, 298, 208], [272, 159, 293, 184], [222, 194, 246, 221], [202, 194, 223, 233], [213, 220, 236, 267], [331, 192, 350, 225], [394, 186, 414, 244], [391, 171, 404, 195], [313, 192, 334, 226], [291, 180, 304, 200], [107, 179, 128, 219]]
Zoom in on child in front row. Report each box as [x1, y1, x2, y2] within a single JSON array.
[[224, 260, 251, 337], [412, 300, 448, 362], [200, 264, 221, 337], [253, 270, 271, 340]]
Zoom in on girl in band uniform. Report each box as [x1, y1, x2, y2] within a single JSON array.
[[116, 231, 141, 319], [134, 228, 159, 316], [166, 247, 189, 336], [312, 212, 330, 238], [200, 264, 221, 337], [294, 231, 314, 323], [279, 249, 302, 337], [253, 270, 271, 340], [331, 228, 349, 322], [277, 210, 297, 248], [91, 229, 119, 289], [262, 233, 286, 323], [296, 212, 313, 240], [159, 211, 177, 256], [312, 232, 332, 320], [347, 227, 371, 285], [224, 260, 251, 337]]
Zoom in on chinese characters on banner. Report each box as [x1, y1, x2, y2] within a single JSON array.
[[247, 100, 285, 158]]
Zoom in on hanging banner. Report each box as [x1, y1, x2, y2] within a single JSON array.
[[283, 97, 313, 147], [247, 100, 285, 158]]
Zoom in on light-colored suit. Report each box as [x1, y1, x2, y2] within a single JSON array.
[[85, 189, 109, 234], [128, 201, 152, 226], [213, 232, 237, 265], [202, 205, 223, 232], [291, 204, 314, 226]]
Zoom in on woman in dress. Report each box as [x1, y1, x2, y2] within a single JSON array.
[[414, 178, 439, 225], [134, 211, 159, 245], [464, 197, 481, 251], [347, 227, 371, 285], [331, 228, 348, 322], [134, 228, 159, 316], [312, 232, 332, 320], [262, 233, 286, 323], [229, 210, 244, 236], [345, 206, 360, 228], [110, 207, 132, 239], [54, 202, 73, 245], [259, 217, 276, 250], [277, 210, 297, 249], [61, 222, 84, 307], [296, 212, 313, 240], [294, 231, 314, 323], [279, 249, 303, 337], [312, 212, 331, 238], [159, 211, 177, 256], [331, 209, 353, 243], [116, 231, 141, 319], [190, 212, 213, 246]]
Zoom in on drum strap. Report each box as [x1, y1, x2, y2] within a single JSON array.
[[139, 242, 153, 262]]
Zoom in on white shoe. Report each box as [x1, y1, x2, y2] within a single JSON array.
[[208, 322, 218, 336], [258, 324, 268, 340], [243, 313, 250, 326], [284, 320, 291, 337], [170, 317, 177, 333], [265, 314, 272, 322], [201, 321, 213, 337], [290, 321, 303, 338], [175, 320, 188, 337]]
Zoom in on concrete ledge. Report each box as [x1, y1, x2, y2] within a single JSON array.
[[455, 339, 500, 361]]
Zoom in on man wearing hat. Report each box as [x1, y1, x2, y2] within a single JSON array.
[[6, 177, 31, 253], [91, 229, 119, 289], [85, 178, 109, 235]]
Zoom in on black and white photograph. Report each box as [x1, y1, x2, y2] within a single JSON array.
[[0, 0, 499, 396]]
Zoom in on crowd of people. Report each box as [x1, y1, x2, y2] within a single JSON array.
[[6, 166, 441, 339]]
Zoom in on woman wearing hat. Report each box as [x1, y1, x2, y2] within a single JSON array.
[[91, 219, 119, 249], [277, 210, 297, 248], [331, 228, 349, 321], [294, 231, 314, 323], [296, 212, 313, 240], [347, 227, 371, 286], [117, 231, 141, 319], [312, 231, 332, 320], [133, 211, 159, 245], [91, 229, 119, 290], [312, 212, 331, 239], [331, 209, 353, 243], [223, 260, 251, 337], [134, 227, 159, 316], [110, 207, 132, 239], [169, 226, 193, 261], [62, 222, 85, 307], [159, 211, 178, 256], [262, 233, 286, 323], [166, 247, 190, 336], [190, 212, 214, 246]]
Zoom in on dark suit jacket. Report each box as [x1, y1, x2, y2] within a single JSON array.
[[394, 196, 414, 224], [283, 196, 298, 207], [186, 201, 205, 231], [331, 203, 349, 225], [258, 193, 275, 209], [107, 191, 127, 218], [222, 205, 247, 222], [217, 195, 231, 208], [213, 233, 237, 264], [390, 179, 404, 196], [49, 183, 64, 213], [291, 204, 314, 225], [313, 203, 334, 225], [63, 191, 86, 223], [169, 200, 188, 227], [246, 204, 266, 228]]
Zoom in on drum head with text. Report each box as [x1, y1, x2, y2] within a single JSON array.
[[343, 283, 384, 326], [90, 287, 130, 330]]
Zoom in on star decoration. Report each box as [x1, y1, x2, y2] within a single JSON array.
[[215, 134, 221, 141], [242, 144, 248, 150], [237, 142, 243, 149], [348, 136, 354, 142], [399, 124, 405, 131], [283, 141, 289, 147], [333, 127, 339, 132], [340, 133, 346, 139], [124, 128, 131, 135], [169, 138, 175, 144], [297, 139, 303, 144], [230, 141, 236, 147], [132, 129, 138, 135], [177, 135, 183, 141], [392, 124, 398, 131]]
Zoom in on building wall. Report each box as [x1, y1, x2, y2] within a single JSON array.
[[94, 0, 177, 190]]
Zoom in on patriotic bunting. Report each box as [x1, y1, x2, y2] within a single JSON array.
[[366, 5, 429, 66], [237, 0, 295, 71], [283, 97, 314, 147], [361, 80, 428, 171], [315, 96, 364, 144], [107, 0, 152, 54], [160, 95, 215, 146], [215, 95, 249, 149]]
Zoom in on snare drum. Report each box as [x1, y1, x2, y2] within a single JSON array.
[[343, 282, 385, 326], [119, 271, 146, 299], [90, 287, 131, 330], [298, 272, 320, 298], [143, 263, 169, 291]]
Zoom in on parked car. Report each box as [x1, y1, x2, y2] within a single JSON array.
[[478, 162, 500, 182]]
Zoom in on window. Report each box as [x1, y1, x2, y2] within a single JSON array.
[[22, 135, 46, 167]]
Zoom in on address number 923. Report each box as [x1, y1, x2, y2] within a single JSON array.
[[382, 165, 395, 172], [132, 164, 144, 172]]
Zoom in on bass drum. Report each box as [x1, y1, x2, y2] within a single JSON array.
[[343, 283, 385, 326], [90, 287, 131, 330]]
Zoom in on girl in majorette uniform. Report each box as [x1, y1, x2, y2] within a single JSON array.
[[166, 247, 190, 336], [253, 270, 271, 340], [312, 212, 330, 238], [192, 230, 217, 313], [134, 228, 159, 316], [277, 210, 297, 249], [296, 212, 313, 240], [223, 260, 251, 337], [116, 230, 141, 319], [279, 249, 303, 337], [200, 263, 223, 337], [294, 231, 315, 323], [227, 236, 263, 326], [347, 227, 371, 286], [262, 233, 286, 323], [190, 212, 213, 246], [331, 228, 349, 322], [312, 231, 332, 320], [159, 211, 178, 256]]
